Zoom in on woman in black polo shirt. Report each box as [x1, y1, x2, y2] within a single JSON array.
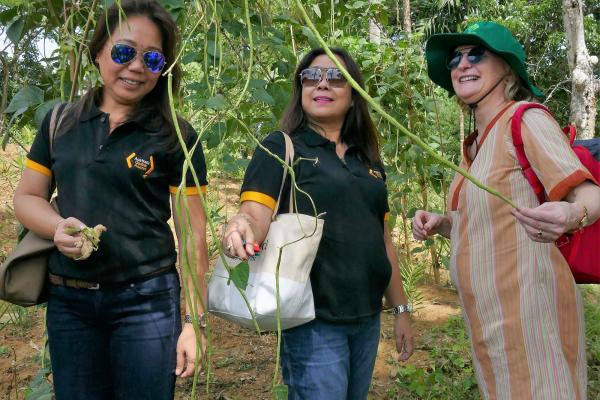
[[221, 48, 414, 399], [13, 1, 207, 399]]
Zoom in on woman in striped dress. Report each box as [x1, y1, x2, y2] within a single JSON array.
[[412, 21, 600, 399]]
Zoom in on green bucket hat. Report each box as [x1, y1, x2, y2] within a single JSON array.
[[425, 21, 544, 98]]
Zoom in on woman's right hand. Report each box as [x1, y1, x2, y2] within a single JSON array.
[[221, 213, 258, 260], [412, 210, 450, 240], [54, 217, 85, 259]]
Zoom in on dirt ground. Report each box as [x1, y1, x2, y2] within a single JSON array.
[[0, 145, 462, 399]]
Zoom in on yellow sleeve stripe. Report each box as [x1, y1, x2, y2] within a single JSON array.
[[169, 185, 207, 196], [240, 191, 277, 210], [25, 158, 52, 177], [384, 212, 390, 222]]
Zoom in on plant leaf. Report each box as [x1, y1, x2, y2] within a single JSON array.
[[228, 260, 249, 291], [252, 88, 275, 105], [311, 4, 321, 18], [4, 85, 44, 114], [272, 384, 288, 400], [34, 99, 61, 129], [205, 94, 227, 110], [6, 16, 25, 44]]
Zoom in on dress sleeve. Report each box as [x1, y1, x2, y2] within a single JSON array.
[[521, 108, 595, 201], [25, 109, 53, 177], [168, 121, 208, 196], [240, 131, 287, 210]]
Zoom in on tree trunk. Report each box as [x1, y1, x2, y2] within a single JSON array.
[[0, 48, 21, 143], [369, 19, 381, 44], [403, 0, 411, 33], [563, 0, 599, 139]]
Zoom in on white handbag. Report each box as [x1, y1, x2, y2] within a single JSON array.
[[208, 132, 324, 331]]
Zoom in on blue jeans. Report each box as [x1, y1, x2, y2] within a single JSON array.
[[46, 271, 181, 400], [281, 314, 381, 400]]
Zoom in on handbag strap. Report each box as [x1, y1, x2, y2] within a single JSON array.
[[272, 131, 295, 220], [47, 103, 68, 196], [48, 104, 61, 155]]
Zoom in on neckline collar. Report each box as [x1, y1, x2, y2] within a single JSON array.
[[299, 126, 333, 147], [79, 94, 162, 133], [463, 101, 515, 164]]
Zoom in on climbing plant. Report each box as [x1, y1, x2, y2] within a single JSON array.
[[1, 0, 599, 398]]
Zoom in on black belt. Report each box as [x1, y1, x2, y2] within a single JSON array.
[[48, 266, 175, 290]]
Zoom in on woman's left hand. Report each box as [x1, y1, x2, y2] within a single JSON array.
[[175, 324, 206, 378], [511, 201, 581, 243], [393, 313, 414, 361]]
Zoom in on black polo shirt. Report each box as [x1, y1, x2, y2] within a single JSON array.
[[241, 127, 391, 323], [27, 102, 208, 283]]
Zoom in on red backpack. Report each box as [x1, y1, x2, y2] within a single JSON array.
[[511, 102, 600, 284]]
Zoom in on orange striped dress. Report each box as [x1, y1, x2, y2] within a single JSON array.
[[447, 101, 593, 400]]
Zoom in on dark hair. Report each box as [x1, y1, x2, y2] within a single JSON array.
[[63, 0, 184, 150], [280, 48, 381, 166]]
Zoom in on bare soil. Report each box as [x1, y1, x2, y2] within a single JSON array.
[[0, 145, 461, 399]]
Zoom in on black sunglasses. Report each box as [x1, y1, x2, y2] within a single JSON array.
[[111, 43, 166, 74], [299, 67, 347, 87], [446, 46, 487, 70]]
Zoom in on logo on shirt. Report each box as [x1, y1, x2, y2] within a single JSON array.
[[126, 153, 154, 177], [369, 169, 383, 179]]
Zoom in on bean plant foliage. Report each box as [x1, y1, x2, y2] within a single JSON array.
[[1, 0, 599, 398]]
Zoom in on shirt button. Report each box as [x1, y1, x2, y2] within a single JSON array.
[[98, 145, 103, 150], [100, 116, 106, 123]]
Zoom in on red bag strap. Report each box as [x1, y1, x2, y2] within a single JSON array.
[[563, 125, 577, 146], [510, 103, 551, 204]]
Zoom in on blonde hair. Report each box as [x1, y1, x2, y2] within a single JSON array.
[[504, 69, 534, 101]]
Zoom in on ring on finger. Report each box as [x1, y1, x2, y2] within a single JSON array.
[[536, 229, 543, 238]]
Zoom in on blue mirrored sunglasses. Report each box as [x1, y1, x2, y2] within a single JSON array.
[[110, 43, 165, 74], [446, 46, 487, 70]]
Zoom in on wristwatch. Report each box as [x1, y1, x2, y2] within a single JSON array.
[[391, 304, 413, 315], [184, 313, 207, 328]]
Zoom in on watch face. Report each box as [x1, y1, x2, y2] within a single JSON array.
[[185, 314, 207, 328], [393, 304, 412, 315]]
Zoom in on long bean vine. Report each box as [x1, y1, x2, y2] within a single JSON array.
[[10, 1, 531, 398]]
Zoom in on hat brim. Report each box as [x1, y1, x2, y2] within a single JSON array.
[[425, 33, 544, 98]]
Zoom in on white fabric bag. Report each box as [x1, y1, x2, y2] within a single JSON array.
[[208, 132, 323, 331]]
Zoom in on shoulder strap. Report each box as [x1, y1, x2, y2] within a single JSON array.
[[272, 131, 295, 220], [48, 104, 61, 155], [510, 102, 550, 204], [48, 102, 70, 155], [47, 103, 69, 196]]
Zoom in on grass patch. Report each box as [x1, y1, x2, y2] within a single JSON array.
[[582, 285, 600, 398], [388, 316, 479, 399]]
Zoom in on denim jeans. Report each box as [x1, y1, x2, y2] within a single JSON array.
[[281, 314, 381, 400], [46, 271, 181, 400]]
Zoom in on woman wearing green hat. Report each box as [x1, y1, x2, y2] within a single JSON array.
[[413, 21, 600, 399]]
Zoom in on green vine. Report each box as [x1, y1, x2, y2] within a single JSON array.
[[292, 0, 517, 209]]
